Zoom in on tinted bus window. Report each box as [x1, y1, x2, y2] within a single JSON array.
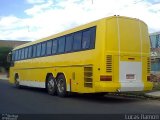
[[46, 40, 52, 55], [33, 45, 37, 58], [52, 39, 57, 54], [90, 27, 96, 49], [21, 49, 25, 60], [41, 42, 46, 56], [73, 31, 82, 51], [18, 49, 21, 60], [65, 34, 73, 52], [24, 47, 28, 59], [15, 50, 18, 60], [36, 43, 41, 57], [82, 30, 90, 49], [58, 36, 65, 53], [28, 46, 32, 58]]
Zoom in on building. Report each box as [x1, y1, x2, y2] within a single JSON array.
[[0, 40, 30, 48], [0, 40, 31, 74], [150, 32, 160, 73]]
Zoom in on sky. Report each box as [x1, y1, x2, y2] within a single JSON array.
[[0, 0, 160, 41]]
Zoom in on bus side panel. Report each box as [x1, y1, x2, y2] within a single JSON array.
[[94, 18, 121, 93], [142, 57, 153, 90], [9, 67, 15, 84], [141, 22, 153, 90]]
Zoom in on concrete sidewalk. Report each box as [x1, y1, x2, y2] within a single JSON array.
[[145, 91, 160, 98], [0, 74, 8, 80]]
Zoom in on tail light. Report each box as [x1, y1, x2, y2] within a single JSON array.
[[100, 75, 112, 81], [147, 76, 151, 82]]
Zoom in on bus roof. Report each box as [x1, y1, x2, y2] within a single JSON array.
[[13, 15, 146, 50]]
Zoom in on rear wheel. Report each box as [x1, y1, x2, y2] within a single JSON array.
[[57, 74, 67, 97], [46, 75, 57, 95]]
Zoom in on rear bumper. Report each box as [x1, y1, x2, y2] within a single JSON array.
[[119, 82, 144, 92], [94, 81, 153, 92], [95, 82, 120, 92], [120, 82, 153, 92]]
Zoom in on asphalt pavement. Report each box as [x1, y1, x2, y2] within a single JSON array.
[[0, 80, 160, 114]]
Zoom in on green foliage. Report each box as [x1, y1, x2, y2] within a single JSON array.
[[0, 47, 13, 71], [153, 82, 160, 90]]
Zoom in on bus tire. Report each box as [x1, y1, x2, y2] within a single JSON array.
[[15, 74, 21, 88], [46, 75, 57, 95], [57, 74, 67, 97]]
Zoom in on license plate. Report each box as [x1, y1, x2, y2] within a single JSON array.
[[126, 74, 135, 79]]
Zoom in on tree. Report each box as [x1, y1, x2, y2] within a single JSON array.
[[0, 47, 13, 72]]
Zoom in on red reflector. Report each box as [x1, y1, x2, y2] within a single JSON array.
[[147, 76, 151, 81], [100, 76, 112, 81], [128, 58, 135, 60]]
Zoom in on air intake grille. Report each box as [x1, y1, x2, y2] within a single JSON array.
[[147, 57, 150, 74], [84, 66, 93, 88], [106, 55, 112, 73]]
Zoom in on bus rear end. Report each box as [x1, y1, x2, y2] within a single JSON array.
[[96, 16, 152, 92], [118, 16, 152, 92]]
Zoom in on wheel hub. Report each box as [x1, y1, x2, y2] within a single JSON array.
[[48, 78, 55, 91], [57, 79, 64, 93]]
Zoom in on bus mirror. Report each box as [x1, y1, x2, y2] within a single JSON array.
[[7, 52, 11, 63]]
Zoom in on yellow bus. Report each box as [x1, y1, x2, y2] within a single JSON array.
[[9, 16, 153, 97]]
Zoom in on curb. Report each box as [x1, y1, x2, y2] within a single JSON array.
[[144, 95, 160, 99], [0, 75, 8, 80], [144, 92, 160, 99], [0, 78, 9, 80], [108, 92, 160, 100]]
